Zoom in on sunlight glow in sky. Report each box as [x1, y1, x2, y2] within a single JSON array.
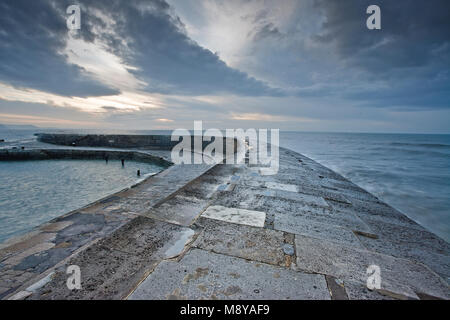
[[0, 0, 449, 132]]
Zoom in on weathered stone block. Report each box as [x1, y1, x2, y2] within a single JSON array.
[[129, 249, 330, 300]]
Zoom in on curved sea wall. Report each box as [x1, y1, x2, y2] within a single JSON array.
[[36, 133, 176, 149], [0, 148, 172, 168], [36, 133, 238, 153]]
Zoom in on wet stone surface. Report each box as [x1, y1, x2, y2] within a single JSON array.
[[129, 249, 330, 300], [1, 143, 449, 300], [0, 148, 215, 299], [30, 216, 198, 300], [266, 196, 369, 229], [144, 195, 211, 226], [294, 234, 449, 299], [193, 218, 286, 266], [344, 281, 396, 300], [275, 214, 363, 248], [201, 205, 266, 228]]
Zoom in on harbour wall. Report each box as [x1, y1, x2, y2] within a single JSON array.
[[36, 133, 238, 153], [0, 148, 172, 167]]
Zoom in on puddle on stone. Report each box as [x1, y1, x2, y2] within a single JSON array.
[[164, 228, 195, 259]]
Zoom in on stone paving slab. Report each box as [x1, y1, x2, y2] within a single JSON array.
[[182, 182, 222, 200], [355, 216, 450, 255], [351, 218, 450, 281], [7, 290, 33, 300], [339, 198, 423, 228], [112, 162, 217, 208], [311, 177, 380, 204], [325, 275, 348, 300], [129, 248, 330, 300], [2, 243, 55, 267], [201, 205, 266, 228], [29, 217, 197, 300], [275, 215, 363, 248], [343, 281, 395, 300], [143, 195, 211, 226], [31, 244, 138, 300], [260, 189, 329, 207], [332, 187, 380, 203], [0, 232, 56, 261], [329, 208, 412, 236], [241, 171, 316, 190], [212, 185, 265, 210], [104, 217, 197, 260], [0, 286, 10, 296], [405, 251, 449, 285], [237, 176, 266, 188], [299, 187, 352, 205], [0, 211, 130, 284], [261, 196, 373, 235], [39, 221, 74, 233], [193, 218, 286, 266], [315, 176, 362, 191], [0, 269, 36, 299], [294, 234, 450, 299], [95, 196, 154, 215], [264, 182, 299, 193]]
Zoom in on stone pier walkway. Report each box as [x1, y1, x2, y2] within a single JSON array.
[[1, 146, 449, 300]]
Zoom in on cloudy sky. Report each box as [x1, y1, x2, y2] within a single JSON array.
[[0, 0, 449, 132]]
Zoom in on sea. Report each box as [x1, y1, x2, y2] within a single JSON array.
[[0, 127, 449, 243]]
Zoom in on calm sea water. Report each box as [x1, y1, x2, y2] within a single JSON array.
[[0, 158, 164, 243], [0, 128, 449, 243]]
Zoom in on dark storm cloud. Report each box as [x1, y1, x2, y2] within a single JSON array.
[[60, 0, 282, 96], [0, 0, 281, 97], [306, 0, 450, 109], [0, 0, 119, 97], [313, 0, 450, 73]]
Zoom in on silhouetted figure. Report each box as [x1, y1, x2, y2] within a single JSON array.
[[137, 169, 141, 176], [121, 159, 125, 166], [105, 155, 109, 163]]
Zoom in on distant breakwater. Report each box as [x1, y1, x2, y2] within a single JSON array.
[[0, 148, 172, 168], [35, 133, 238, 153]]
